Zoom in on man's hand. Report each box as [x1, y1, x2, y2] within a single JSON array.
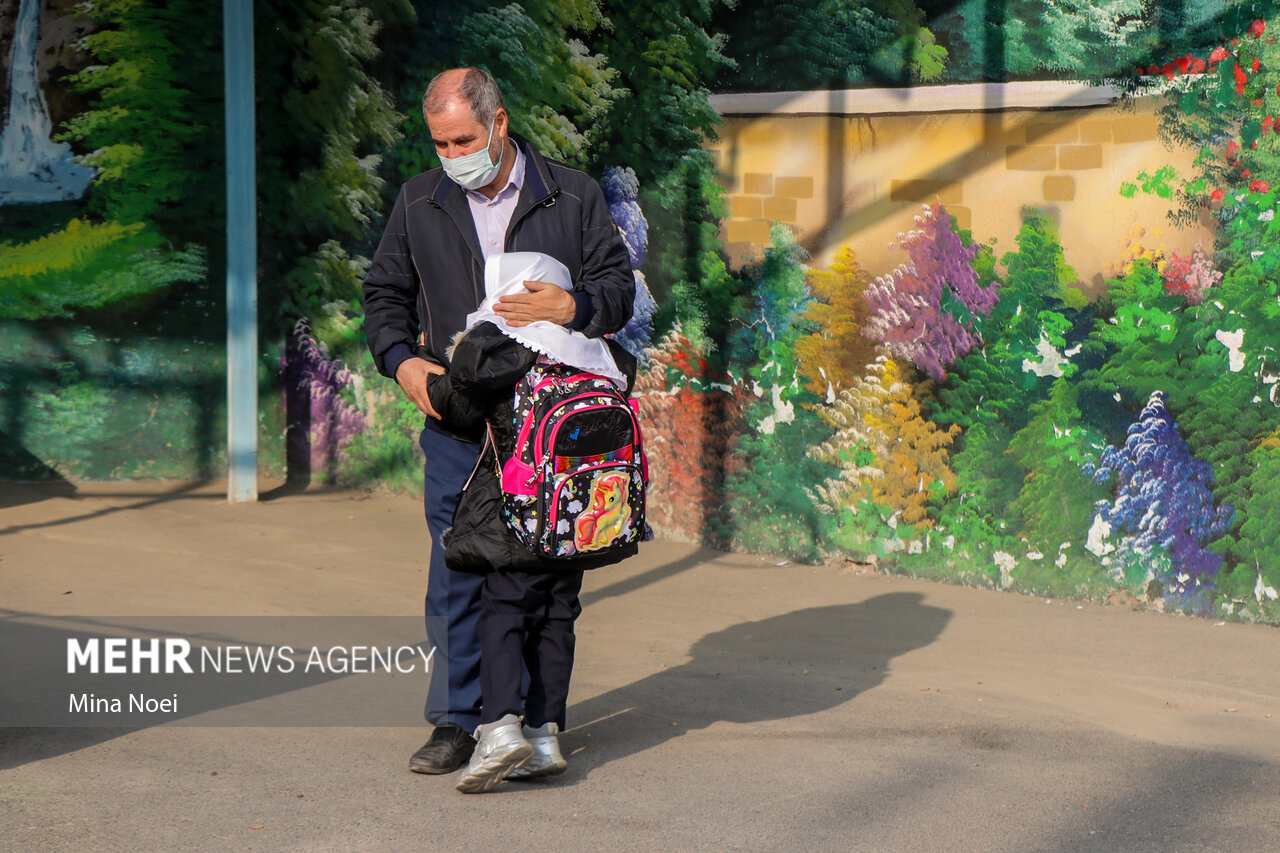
[[493, 279, 577, 327], [395, 357, 446, 419]]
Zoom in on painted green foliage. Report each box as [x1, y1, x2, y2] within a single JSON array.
[[716, 226, 833, 562], [934, 0, 1149, 81], [2, 0, 214, 321], [3, 0, 412, 479], [712, 0, 945, 91]]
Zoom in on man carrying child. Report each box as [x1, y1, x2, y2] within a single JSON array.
[[361, 67, 635, 787]]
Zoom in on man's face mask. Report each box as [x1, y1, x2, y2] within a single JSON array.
[[439, 113, 504, 191]]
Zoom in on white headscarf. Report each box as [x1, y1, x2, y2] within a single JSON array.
[[465, 251, 627, 388]]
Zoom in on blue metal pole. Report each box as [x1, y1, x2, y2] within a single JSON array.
[[225, 0, 257, 502]]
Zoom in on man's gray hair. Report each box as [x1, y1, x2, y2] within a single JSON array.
[[422, 68, 505, 126]]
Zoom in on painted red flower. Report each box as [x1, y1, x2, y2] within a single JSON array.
[[1211, 188, 1225, 201], [1209, 46, 1228, 63], [1253, 57, 1262, 72], [1192, 58, 1207, 73], [1250, 179, 1270, 193], [1249, 19, 1266, 38], [1227, 140, 1241, 160], [1234, 63, 1248, 94]]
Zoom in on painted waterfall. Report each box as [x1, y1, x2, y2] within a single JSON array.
[[0, 0, 92, 204]]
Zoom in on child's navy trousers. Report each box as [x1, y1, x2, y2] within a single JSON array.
[[477, 569, 584, 729]]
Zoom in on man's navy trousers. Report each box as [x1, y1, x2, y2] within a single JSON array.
[[419, 425, 484, 733]]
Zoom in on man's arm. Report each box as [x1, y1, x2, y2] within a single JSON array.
[[361, 185, 444, 419], [571, 176, 635, 337], [492, 175, 634, 335]]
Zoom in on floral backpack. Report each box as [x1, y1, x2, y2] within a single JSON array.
[[499, 358, 648, 560]]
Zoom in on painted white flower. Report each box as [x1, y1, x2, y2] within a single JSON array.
[[1085, 515, 1114, 557], [994, 551, 1016, 589], [1215, 328, 1246, 373], [1255, 573, 1279, 603]]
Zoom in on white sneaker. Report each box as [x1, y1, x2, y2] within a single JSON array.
[[455, 714, 533, 794], [506, 722, 567, 780]]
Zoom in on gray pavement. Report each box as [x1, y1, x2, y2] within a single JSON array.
[[1, 481, 1278, 852]]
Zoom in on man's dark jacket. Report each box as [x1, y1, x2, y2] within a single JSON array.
[[362, 136, 635, 390]]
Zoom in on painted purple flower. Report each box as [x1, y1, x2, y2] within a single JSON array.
[[602, 166, 655, 362], [603, 165, 647, 268], [280, 319, 365, 476], [862, 203, 998, 380], [1090, 391, 1234, 604]]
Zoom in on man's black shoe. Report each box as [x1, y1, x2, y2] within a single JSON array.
[[409, 724, 477, 774]]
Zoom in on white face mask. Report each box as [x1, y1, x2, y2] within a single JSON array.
[[439, 114, 504, 191]]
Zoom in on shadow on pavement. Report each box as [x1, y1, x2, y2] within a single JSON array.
[[559, 591, 951, 781], [0, 481, 218, 537], [579, 546, 721, 607], [0, 477, 77, 510]]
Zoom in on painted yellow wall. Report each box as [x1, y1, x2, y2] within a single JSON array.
[[709, 91, 1214, 293]]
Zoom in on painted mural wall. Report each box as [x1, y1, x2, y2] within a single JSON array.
[[2, 1, 1278, 623]]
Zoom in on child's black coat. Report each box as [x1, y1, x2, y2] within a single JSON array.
[[425, 322, 638, 575]]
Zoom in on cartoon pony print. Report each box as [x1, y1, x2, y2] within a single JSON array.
[[574, 471, 632, 551]]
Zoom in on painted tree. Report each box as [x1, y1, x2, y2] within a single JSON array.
[[1084, 391, 1234, 607], [793, 245, 879, 402], [725, 224, 814, 377], [715, 226, 834, 561], [810, 354, 958, 531], [592, 0, 737, 347], [711, 0, 944, 92], [255, 0, 409, 331], [1005, 379, 1109, 548], [1229, 429, 1280, 609], [934, 0, 1149, 81], [1136, 11, 1280, 237], [936, 209, 1083, 433], [862, 203, 999, 381], [60, 0, 222, 232], [453, 0, 619, 169], [934, 209, 1090, 536]]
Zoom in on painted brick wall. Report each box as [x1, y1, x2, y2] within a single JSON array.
[[708, 84, 1213, 293]]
